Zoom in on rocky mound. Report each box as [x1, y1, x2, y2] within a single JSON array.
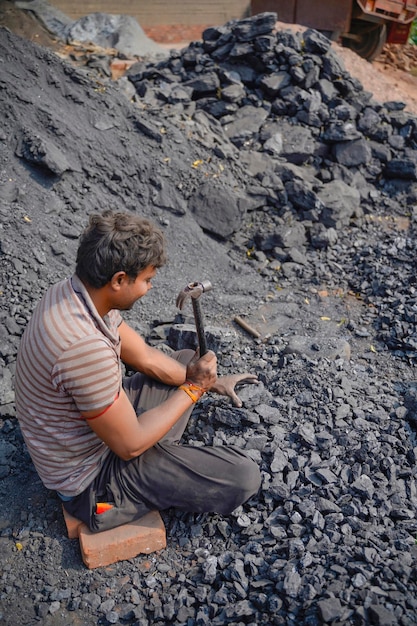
[[1, 12, 417, 626]]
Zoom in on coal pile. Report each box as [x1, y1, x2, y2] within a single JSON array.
[[1, 11, 417, 626], [126, 12, 417, 359]]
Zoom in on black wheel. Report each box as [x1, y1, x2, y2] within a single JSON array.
[[343, 20, 387, 61]]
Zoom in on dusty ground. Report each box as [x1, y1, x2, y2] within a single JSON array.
[[337, 44, 417, 117], [1, 1, 417, 115]]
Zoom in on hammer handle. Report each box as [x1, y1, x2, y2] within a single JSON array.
[[192, 298, 208, 356]]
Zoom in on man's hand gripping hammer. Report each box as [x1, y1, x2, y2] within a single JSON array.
[[176, 280, 213, 356]]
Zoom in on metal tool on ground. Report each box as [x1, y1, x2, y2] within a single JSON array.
[[176, 280, 213, 356]]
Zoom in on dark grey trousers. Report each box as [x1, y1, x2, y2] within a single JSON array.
[[64, 350, 261, 532]]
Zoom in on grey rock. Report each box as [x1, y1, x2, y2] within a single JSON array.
[[317, 597, 344, 622], [283, 335, 351, 360], [15, 129, 72, 176], [279, 124, 318, 164], [233, 12, 277, 42], [333, 137, 373, 166], [258, 71, 291, 97], [384, 158, 417, 180], [202, 555, 218, 584], [190, 180, 248, 239], [352, 475, 375, 499], [368, 604, 397, 626], [322, 121, 362, 142], [185, 71, 221, 97], [318, 179, 361, 228], [224, 105, 269, 146]]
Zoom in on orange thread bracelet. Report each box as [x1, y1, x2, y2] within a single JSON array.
[[178, 381, 206, 403]]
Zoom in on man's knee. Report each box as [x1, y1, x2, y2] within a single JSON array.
[[239, 456, 262, 500], [174, 349, 195, 366], [220, 456, 261, 514]]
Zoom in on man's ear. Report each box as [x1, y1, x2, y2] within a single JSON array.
[[110, 271, 127, 290]]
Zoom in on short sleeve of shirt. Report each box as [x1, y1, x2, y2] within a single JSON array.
[[52, 335, 121, 413], [107, 308, 123, 328]]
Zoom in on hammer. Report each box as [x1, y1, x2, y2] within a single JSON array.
[[176, 280, 213, 356]]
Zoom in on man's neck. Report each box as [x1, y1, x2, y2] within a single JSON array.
[[81, 280, 111, 318]]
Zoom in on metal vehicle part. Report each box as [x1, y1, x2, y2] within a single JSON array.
[[251, 0, 417, 60]]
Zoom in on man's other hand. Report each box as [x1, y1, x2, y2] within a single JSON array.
[[211, 373, 259, 408]]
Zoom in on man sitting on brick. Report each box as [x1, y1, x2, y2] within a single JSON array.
[[15, 210, 261, 532]]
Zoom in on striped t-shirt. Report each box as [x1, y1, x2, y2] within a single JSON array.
[[15, 274, 123, 497]]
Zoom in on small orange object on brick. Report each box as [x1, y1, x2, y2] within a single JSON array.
[[95, 502, 114, 514], [62, 506, 166, 569]]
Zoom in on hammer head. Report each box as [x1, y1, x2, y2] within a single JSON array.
[[176, 280, 213, 310]]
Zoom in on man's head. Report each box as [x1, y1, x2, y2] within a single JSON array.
[[76, 210, 167, 289]]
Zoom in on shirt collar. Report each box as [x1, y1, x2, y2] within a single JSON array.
[[70, 274, 119, 340]]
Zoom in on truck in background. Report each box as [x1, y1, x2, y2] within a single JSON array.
[[251, 0, 417, 60]]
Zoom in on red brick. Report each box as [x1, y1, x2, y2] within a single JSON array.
[[80, 511, 166, 569], [62, 507, 166, 569], [62, 506, 84, 539]]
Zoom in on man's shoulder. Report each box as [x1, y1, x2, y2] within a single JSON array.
[[39, 276, 73, 301], [29, 277, 91, 342]]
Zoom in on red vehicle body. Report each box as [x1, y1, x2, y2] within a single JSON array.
[[251, 0, 417, 60]]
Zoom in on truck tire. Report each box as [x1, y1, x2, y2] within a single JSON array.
[[343, 20, 387, 61]]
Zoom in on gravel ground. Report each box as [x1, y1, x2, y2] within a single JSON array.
[[1, 6, 417, 626]]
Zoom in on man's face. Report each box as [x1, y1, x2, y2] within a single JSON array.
[[116, 265, 156, 311]]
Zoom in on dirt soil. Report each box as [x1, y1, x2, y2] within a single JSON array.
[[335, 45, 417, 117]]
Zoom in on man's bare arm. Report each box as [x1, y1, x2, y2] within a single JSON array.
[[83, 350, 217, 459], [118, 320, 187, 386], [84, 388, 193, 459]]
